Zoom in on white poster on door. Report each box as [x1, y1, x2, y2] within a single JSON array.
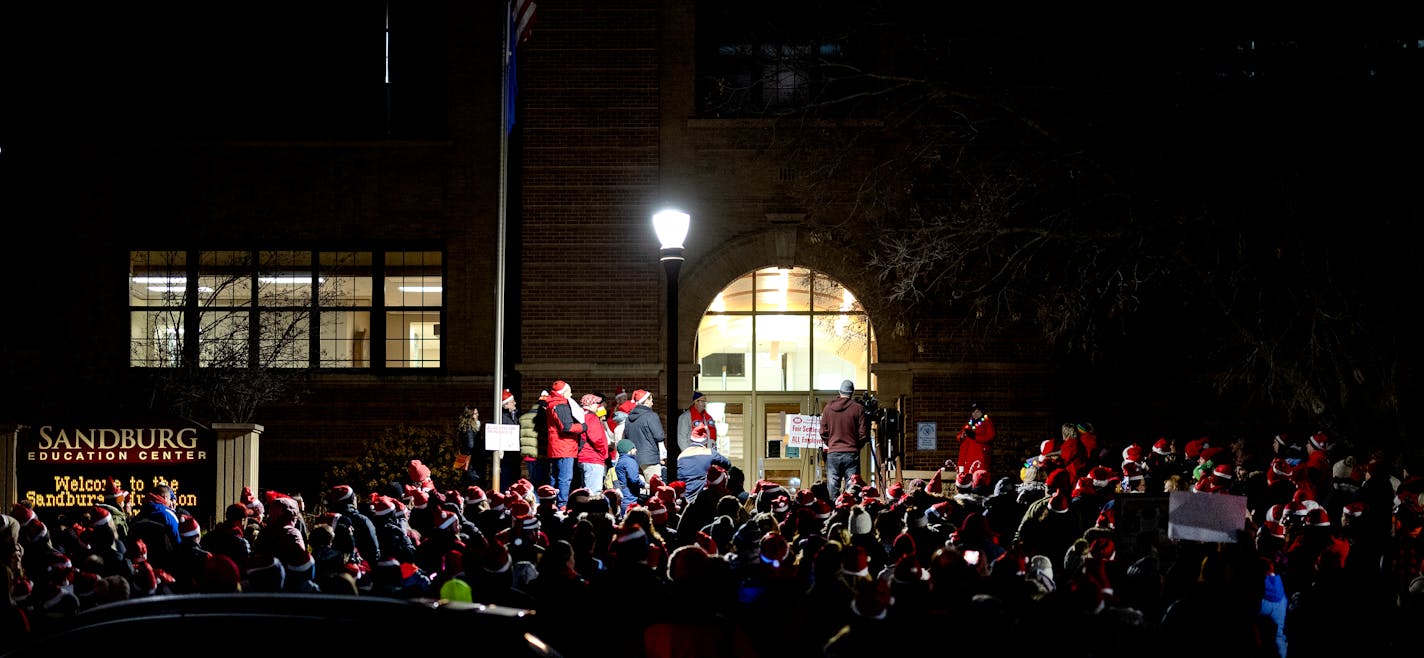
[[786, 414, 824, 449]]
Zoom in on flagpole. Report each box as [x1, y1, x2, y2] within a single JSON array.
[[492, 0, 513, 492]]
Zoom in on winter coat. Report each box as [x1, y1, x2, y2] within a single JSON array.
[[616, 453, 646, 505], [956, 414, 995, 475], [544, 392, 583, 459], [578, 411, 612, 465], [519, 403, 545, 460], [820, 396, 868, 454], [675, 444, 732, 501], [623, 404, 666, 468]]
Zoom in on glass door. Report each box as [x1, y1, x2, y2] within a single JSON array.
[[757, 395, 820, 490]]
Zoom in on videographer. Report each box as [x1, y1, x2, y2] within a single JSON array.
[[821, 379, 869, 500]]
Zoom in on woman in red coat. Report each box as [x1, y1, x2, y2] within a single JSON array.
[[956, 403, 995, 478]]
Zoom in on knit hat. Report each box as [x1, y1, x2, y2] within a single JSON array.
[[408, 460, 434, 489], [580, 393, 602, 407], [616, 439, 635, 454], [849, 506, 873, 536], [691, 391, 705, 402], [839, 379, 855, 395], [178, 515, 201, 539], [632, 389, 652, 405]]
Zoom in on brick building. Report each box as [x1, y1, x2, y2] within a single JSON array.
[[5, 1, 1075, 502]]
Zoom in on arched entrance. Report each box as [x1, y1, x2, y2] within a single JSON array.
[[693, 267, 876, 489]]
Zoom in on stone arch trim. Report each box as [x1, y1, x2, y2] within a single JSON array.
[[675, 227, 912, 373]]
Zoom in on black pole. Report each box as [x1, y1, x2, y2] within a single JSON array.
[[662, 248, 683, 468]]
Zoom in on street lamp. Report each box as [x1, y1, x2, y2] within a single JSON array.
[[654, 208, 690, 467]]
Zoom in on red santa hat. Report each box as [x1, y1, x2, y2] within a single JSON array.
[[487, 490, 507, 512], [178, 515, 201, 539], [840, 545, 870, 577], [90, 506, 112, 527], [326, 485, 356, 506], [706, 465, 728, 489], [502, 389, 514, 402], [760, 532, 790, 563], [861, 486, 882, 502], [508, 498, 532, 519], [104, 477, 129, 504], [1122, 444, 1144, 464], [1045, 468, 1072, 494], [647, 498, 669, 521], [1183, 438, 1204, 460], [241, 486, 264, 518], [536, 485, 558, 503], [771, 494, 790, 514], [1265, 503, 1286, 524], [519, 514, 541, 532], [1040, 439, 1059, 457], [1152, 438, 1171, 455], [1121, 461, 1146, 483], [551, 380, 572, 397], [694, 531, 718, 556], [1308, 431, 1330, 451], [371, 496, 397, 517], [886, 482, 905, 500], [1341, 501, 1367, 521], [632, 389, 652, 405], [465, 486, 487, 505], [1212, 464, 1234, 479], [410, 490, 430, 509], [794, 489, 817, 507], [1260, 520, 1287, 540], [812, 499, 832, 520], [1305, 508, 1332, 527], [835, 491, 858, 510], [434, 509, 460, 532]]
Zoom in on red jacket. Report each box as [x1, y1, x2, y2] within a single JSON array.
[[577, 411, 611, 465], [544, 393, 583, 459]]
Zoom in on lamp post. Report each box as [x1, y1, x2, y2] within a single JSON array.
[[654, 209, 690, 467]]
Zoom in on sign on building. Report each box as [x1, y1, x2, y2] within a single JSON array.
[[786, 414, 823, 449], [16, 421, 217, 525], [917, 422, 937, 450]]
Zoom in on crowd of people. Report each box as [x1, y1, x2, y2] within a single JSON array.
[[4, 386, 1424, 657]]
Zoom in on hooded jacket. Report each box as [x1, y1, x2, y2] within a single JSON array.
[[820, 396, 868, 453]]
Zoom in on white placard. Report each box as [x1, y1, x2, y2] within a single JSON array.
[[917, 422, 938, 450], [484, 423, 520, 452], [1167, 491, 1247, 543], [786, 414, 823, 449]]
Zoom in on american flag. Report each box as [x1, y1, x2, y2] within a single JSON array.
[[506, 0, 537, 133], [512, 0, 537, 48]]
